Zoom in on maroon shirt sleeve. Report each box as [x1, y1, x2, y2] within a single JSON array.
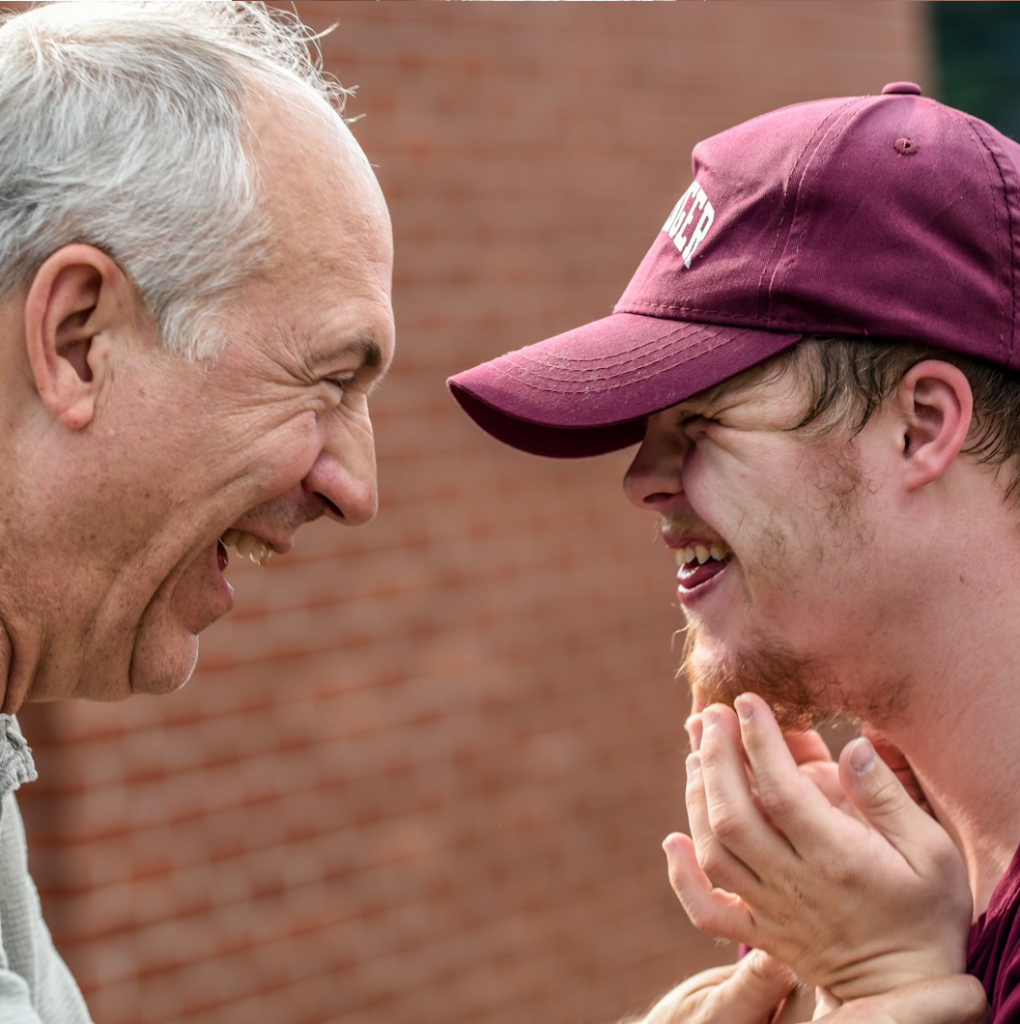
[[968, 843, 1020, 1021]]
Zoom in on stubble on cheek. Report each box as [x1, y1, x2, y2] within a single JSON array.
[[676, 473, 861, 730]]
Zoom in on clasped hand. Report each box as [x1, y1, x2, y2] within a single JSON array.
[[664, 693, 972, 1004]]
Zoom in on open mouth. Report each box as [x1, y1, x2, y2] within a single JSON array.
[[675, 542, 732, 591], [220, 528, 274, 568]]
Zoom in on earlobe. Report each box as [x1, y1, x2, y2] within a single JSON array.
[[24, 245, 127, 431], [895, 360, 973, 492]]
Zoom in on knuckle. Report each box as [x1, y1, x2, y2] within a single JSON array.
[[755, 783, 797, 823], [868, 772, 908, 812], [694, 841, 726, 878], [706, 804, 744, 844]]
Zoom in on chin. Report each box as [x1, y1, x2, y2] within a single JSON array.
[[128, 634, 201, 697], [681, 628, 828, 730]]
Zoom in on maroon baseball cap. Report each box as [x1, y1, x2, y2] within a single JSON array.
[[448, 83, 1020, 457]]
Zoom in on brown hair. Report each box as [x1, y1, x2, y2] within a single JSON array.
[[783, 336, 1020, 504]]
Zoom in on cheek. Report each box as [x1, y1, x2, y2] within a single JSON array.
[[244, 414, 325, 494]]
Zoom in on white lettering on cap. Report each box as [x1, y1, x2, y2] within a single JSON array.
[[661, 179, 715, 268]]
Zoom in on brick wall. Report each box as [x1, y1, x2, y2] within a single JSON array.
[[15, 4, 931, 1023]]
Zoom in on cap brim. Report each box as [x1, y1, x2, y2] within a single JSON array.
[[447, 312, 803, 458]]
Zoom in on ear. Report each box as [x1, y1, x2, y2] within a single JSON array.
[[892, 359, 973, 492], [23, 244, 137, 431]]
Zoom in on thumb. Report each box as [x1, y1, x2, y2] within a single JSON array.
[[838, 737, 943, 862], [705, 949, 798, 1023]]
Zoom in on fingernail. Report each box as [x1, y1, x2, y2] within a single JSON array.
[[735, 694, 753, 722], [686, 753, 701, 780], [702, 707, 721, 730], [848, 737, 876, 775]]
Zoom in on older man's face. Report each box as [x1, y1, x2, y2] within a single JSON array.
[[29, 92, 395, 703]]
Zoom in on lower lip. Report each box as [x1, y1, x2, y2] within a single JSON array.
[[172, 540, 235, 636], [210, 541, 235, 616], [677, 559, 729, 606]]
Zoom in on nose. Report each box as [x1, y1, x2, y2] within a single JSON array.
[[302, 416, 379, 526], [622, 410, 688, 512]]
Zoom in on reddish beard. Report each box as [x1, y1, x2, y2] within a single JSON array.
[[679, 621, 837, 730]]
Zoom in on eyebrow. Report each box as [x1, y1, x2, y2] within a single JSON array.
[[325, 336, 383, 370], [320, 334, 392, 396]]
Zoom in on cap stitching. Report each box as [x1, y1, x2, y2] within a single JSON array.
[[495, 324, 724, 375], [492, 328, 774, 393], [761, 97, 866, 319], [617, 298, 864, 334], [523, 323, 719, 363], [769, 97, 870, 311]]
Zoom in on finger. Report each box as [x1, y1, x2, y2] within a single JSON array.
[[783, 728, 834, 767], [797, 760, 850, 809], [733, 693, 850, 856], [837, 738, 959, 872], [637, 954, 796, 1024], [663, 831, 754, 943], [860, 726, 929, 809], [704, 949, 799, 1024], [698, 706, 799, 888], [685, 747, 763, 896], [686, 712, 704, 752], [817, 973, 988, 1024]]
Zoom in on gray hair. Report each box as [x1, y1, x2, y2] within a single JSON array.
[[0, 1, 349, 359]]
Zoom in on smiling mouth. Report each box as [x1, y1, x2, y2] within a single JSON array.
[[220, 528, 274, 568], [675, 542, 732, 590]]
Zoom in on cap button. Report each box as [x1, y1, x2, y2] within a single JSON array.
[[881, 81, 922, 96]]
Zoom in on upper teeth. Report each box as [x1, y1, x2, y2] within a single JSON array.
[[221, 528, 273, 568], [675, 542, 731, 567]]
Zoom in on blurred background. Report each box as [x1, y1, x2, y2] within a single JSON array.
[[6, 2, 996, 1022]]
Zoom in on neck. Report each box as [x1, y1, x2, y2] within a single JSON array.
[[866, 612, 1020, 916]]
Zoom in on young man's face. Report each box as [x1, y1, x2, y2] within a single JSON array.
[[623, 358, 905, 727]]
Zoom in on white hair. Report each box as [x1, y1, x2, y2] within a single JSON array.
[[0, 1, 350, 359]]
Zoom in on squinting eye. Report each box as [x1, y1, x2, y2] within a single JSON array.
[[680, 413, 708, 428], [326, 376, 358, 405]]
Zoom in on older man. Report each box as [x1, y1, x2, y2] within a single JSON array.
[[449, 83, 1009, 1022], [0, 3, 393, 1021]]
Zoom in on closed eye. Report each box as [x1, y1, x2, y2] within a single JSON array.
[[680, 412, 712, 429]]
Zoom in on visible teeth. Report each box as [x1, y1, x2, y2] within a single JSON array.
[[674, 542, 732, 567], [220, 529, 273, 568], [675, 546, 694, 566]]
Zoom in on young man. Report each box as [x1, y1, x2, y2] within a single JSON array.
[[449, 83, 1010, 1021], [0, 3, 394, 1021]]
